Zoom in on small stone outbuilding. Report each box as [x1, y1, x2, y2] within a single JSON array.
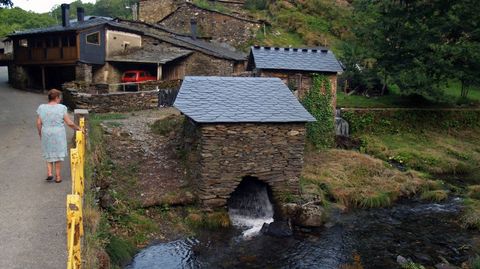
[[174, 76, 315, 210], [247, 46, 344, 103]]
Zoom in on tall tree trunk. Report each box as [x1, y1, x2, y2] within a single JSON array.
[[381, 72, 387, 96]]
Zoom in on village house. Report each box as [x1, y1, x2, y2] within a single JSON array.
[[137, 0, 265, 47], [7, 4, 147, 90], [174, 76, 315, 210], [7, 4, 247, 90], [114, 18, 247, 81], [247, 46, 344, 103]]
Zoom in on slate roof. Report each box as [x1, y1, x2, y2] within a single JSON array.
[[113, 19, 247, 61], [249, 46, 343, 73], [8, 17, 147, 38], [9, 17, 112, 36], [174, 76, 316, 123], [106, 46, 192, 64]]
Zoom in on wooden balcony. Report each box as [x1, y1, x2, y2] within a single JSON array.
[[15, 46, 78, 65]]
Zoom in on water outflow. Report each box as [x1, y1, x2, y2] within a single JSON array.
[[227, 179, 274, 238], [335, 109, 349, 137]]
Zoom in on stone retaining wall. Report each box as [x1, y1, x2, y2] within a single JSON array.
[[62, 80, 181, 112], [64, 90, 160, 113], [184, 121, 306, 210]]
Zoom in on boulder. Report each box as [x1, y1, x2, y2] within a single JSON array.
[[261, 220, 293, 237], [281, 203, 325, 227]]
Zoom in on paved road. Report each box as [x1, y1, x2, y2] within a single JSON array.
[[0, 66, 69, 269]]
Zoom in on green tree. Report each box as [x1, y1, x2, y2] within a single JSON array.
[[349, 0, 480, 100], [51, 0, 133, 20], [0, 7, 56, 37], [0, 0, 12, 8]]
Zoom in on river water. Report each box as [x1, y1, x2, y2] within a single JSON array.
[[126, 197, 478, 269]]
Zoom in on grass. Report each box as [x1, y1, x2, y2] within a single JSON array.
[[461, 199, 480, 229], [420, 190, 449, 202], [358, 131, 480, 177], [337, 81, 480, 108], [302, 149, 425, 208], [150, 115, 184, 136], [185, 209, 231, 230]]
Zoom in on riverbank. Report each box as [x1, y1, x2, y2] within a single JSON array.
[[83, 108, 480, 268]]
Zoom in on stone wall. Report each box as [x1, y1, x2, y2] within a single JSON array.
[[184, 121, 307, 210], [259, 70, 338, 107], [75, 63, 93, 83], [138, 0, 183, 23], [62, 80, 181, 112], [8, 63, 29, 89], [182, 52, 238, 76], [92, 62, 122, 84], [159, 3, 263, 47], [63, 90, 159, 113]]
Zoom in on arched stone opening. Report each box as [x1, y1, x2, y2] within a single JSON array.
[[227, 176, 277, 236]]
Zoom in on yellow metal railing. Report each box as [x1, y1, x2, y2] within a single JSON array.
[[67, 117, 85, 269]]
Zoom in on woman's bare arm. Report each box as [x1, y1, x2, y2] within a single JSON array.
[[36, 116, 42, 138], [64, 114, 81, 131]]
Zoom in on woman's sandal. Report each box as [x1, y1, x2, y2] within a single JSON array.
[[55, 178, 62, 183], [45, 176, 54, 181]]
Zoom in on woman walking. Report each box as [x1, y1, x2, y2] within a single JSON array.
[[36, 89, 81, 183]]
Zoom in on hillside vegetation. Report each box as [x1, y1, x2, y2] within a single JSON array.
[[0, 7, 56, 37], [247, 0, 352, 51]]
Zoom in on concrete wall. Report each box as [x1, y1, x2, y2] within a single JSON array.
[[184, 121, 307, 209], [105, 30, 142, 57]]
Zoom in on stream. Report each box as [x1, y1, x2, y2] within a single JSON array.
[[126, 196, 478, 269]]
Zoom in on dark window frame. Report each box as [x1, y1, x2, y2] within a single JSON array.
[[86, 32, 100, 45]]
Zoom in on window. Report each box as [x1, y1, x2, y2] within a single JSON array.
[[86, 32, 100, 45], [19, 39, 28, 47]]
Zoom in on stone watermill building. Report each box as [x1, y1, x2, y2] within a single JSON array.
[[174, 76, 315, 209]]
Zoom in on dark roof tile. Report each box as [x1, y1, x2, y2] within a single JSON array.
[[250, 46, 343, 73], [174, 76, 315, 123]]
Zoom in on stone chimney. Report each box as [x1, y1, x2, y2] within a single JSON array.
[[77, 7, 85, 22], [61, 4, 70, 27], [190, 18, 197, 40]]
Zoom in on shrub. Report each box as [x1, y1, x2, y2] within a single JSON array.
[[244, 0, 268, 10], [150, 115, 183, 136], [302, 75, 335, 149]]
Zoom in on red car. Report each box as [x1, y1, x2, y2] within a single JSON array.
[[121, 70, 156, 83]]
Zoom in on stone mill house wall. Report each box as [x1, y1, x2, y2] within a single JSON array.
[[184, 121, 307, 210]]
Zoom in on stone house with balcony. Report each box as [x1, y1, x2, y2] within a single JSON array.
[[7, 4, 247, 91], [247, 46, 344, 105], [174, 76, 315, 211]]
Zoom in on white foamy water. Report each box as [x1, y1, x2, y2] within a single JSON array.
[[228, 179, 275, 238], [229, 211, 274, 237]]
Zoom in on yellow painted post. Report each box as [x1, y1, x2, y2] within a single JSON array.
[[66, 194, 83, 269], [70, 148, 78, 195], [75, 131, 84, 197]]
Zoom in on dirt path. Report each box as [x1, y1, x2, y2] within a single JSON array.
[[0, 67, 69, 269]]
